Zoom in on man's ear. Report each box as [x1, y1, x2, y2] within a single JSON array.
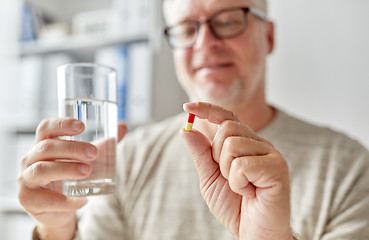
[[267, 21, 275, 54]]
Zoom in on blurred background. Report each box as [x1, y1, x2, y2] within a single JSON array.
[[0, 0, 368, 239], [267, 0, 369, 150]]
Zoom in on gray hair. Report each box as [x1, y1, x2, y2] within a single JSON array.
[[254, 0, 268, 14], [163, 0, 268, 15]]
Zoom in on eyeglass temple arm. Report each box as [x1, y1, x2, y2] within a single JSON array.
[[249, 7, 268, 21]]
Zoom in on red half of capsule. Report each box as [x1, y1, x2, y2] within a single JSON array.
[[187, 113, 195, 123]]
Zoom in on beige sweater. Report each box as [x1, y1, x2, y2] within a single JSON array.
[[74, 110, 369, 240]]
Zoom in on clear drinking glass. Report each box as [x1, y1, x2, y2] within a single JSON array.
[[57, 63, 118, 196]]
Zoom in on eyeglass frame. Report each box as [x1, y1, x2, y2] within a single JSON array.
[[163, 7, 268, 49]]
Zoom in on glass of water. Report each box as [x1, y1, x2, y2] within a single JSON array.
[[57, 63, 118, 196]]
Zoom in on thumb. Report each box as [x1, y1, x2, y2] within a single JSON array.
[[180, 129, 219, 181], [118, 123, 127, 142]]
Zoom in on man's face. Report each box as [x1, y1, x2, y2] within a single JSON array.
[[164, 0, 273, 110]]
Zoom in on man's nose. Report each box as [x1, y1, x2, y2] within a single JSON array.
[[193, 23, 221, 50]]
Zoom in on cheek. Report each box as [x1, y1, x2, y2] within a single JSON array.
[[174, 51, 191, 76], [232, 37, 264, 76], [173, 51, 194, 92]]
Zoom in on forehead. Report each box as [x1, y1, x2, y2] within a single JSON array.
[[164, 0, 254, 25]]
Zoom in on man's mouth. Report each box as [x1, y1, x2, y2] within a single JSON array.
[[195, 62, 233, 72]]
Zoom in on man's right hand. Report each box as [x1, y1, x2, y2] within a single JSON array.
[[18, 118, 97, 240]]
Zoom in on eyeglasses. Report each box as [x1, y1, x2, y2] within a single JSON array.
[[164, 7, 267, 49]]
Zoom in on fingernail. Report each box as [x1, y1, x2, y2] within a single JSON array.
[[183, 102, 197, 111], [79, 165, 90, 174], [72, 121, 83, 131], [86, 145, 97, 158]]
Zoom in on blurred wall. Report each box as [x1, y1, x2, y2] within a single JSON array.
[[267, 0, 369, 148], [0, 1, 20, 125]]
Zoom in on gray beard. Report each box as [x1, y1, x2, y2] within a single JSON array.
[[193, 79, 242, 110]]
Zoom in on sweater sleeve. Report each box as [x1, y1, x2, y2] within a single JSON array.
[[321, 140, 369, 240], [74, 192, 126, 240]]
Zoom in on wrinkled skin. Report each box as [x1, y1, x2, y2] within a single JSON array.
[[18, 118, 126, 240]]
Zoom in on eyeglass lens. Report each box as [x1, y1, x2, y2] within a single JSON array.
[[210, 10, 245, 37], [166, 8, 247, 48]]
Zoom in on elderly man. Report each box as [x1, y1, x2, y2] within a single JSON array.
[[18, 0, 369, 239]]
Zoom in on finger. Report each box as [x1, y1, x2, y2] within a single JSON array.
[[227, 154, 289, 197], [183, 102, 238, 125], [19, 186, 88, 215], [219, 136, 271, 179], [228, 157, 259, 197], [22, 161, 91, 188], [118, 123, 127, 142], [180, 128, 219, 182], [212, 120, 266, 163], [24, 139, 98, 167], [35, 118, 84, 142]]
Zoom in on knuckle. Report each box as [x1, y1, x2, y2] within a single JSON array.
[[36, 139, 54, 153], [31, 161, 47, 177], [231, 111, 239, 121], [20, 153, 30, 168], [232, 157, 244, 169], [223, 137, 235, 150], [57, 118, 67, 130], [235, 156, 257, 170], [221, 120, 234, 129], [247, 136, 260, 146], [223, 136, 242, 153], [17, 174, 25, 185], [37, 119, 50, 134], [273, 153, 289, 170]]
